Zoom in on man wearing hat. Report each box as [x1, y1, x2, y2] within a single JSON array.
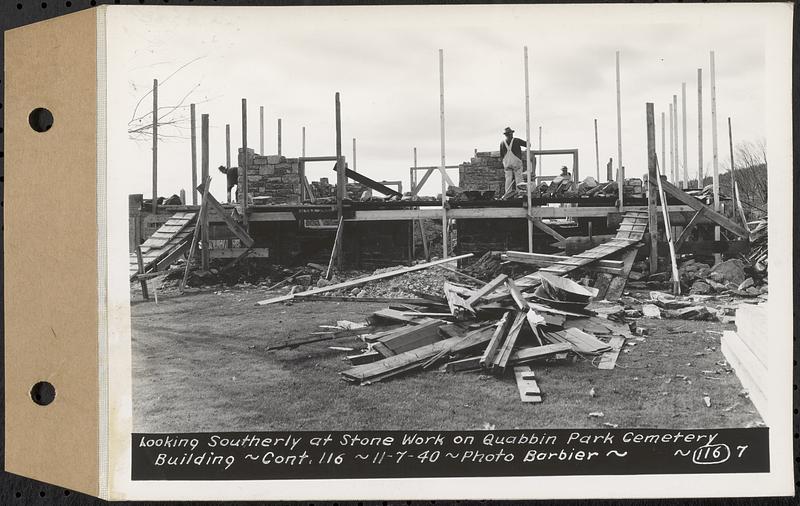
[[499, 127, 531, 198]]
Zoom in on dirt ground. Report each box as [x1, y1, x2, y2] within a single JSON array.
[[131, 286, 763, 432]]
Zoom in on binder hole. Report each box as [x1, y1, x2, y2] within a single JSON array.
[[30, 381, 55, 406], [28, 108, 54, 132]]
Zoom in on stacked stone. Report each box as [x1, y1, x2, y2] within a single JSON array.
[[308, 179, 366, 200], [623, 177, 644, 197], [238, 148, 302, 204], [458, 151, 534, 194]]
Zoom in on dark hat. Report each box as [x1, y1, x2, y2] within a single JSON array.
[[503, 127, 514, 135]]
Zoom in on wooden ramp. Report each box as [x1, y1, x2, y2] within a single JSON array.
[[130, 212, 197, 280], [532, 211, 648, 277]]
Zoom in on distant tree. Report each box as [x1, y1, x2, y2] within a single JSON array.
[[722, 138, 767, 218]]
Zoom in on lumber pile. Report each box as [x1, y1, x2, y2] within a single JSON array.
[[330, 266, 632, 402]]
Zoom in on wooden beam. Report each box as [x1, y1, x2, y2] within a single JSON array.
[[135, 243, 149, 300], [615, 51, 623, 210], [513, 366, 542, 403], [333, 165, 402, 197], [277, 118, 282, 156], [257, 253, 473, 305], [674, 208, 705, 251], [697, 68, 704, 185], [657, 178, 749, 238], [438, 48, 448, 258], [527, 216, 566, 242], [190, 103, 197, 205], [524, 45, 534, 252], [209, 248, 268, 259], [152, 79, 158, 214], [241, 98, 249, 227], [200, 114, 210, 270], [465, 274, 508, 308], [196, 185, 254, 248], [335, 93, 344, 269], [326, 216, 344, 280], [180, 178, 210, 292], [646, 103, 659, 273]]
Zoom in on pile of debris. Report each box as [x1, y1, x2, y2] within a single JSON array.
[[288, 268, 633, 402], [677, 258, 767, 298]]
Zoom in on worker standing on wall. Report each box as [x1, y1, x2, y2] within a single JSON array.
[[499, 127, 531, 199]]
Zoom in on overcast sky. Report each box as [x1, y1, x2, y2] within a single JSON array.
[[107, 4, 779, 200]]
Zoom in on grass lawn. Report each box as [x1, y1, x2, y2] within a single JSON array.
[[132, 286, 762, 432]]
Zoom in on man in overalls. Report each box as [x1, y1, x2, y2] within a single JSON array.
[[499, 127, 531, 198]]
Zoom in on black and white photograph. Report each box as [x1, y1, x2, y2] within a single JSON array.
[[98, 3, 793, 499]]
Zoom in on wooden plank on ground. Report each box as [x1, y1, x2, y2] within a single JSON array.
[[445, 356, 481, 373], [340, 336, 463, 384], [375, 319, 446, 356], [597, 336, 626, 370], [443, 282, 474, 317], [369, 308, 426, 325], [480, 311, 513, 368], [513, 366, 542, 403], [509, 342, 572, 365], [465, 274, 508, 308], [256, 254, 474, 305], [494, 311, 527, 371], [561, 328, 613, 355], [505, 278, 528, 310]]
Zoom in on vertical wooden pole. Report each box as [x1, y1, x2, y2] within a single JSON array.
[[152, 79, 158, 214], [523, 46, 534, 253], [201, 114, 210, 270], [438, 49, 448, 259], [412, 147, 418, 193], [241, 98, 249, 227], [681, 83, 688, 189], [728, 117, 737, 216], [593, 118, 599, 181], [277, 118, 282, 157], [697, 68, 704, 188], [660, 111, 665, 176], [537, 126, 542, 173], [646, 103, 659, 275], [615, 51, 624, 210], [335, 93, 345, 269], [302, 126, 306, 157], [668, 103, 674, 183], [259, 106, 264, 155], [134, 225, 149, 300], [672, 94, 679, 185], [179, 189, 186, 205], [352, 138, 357, 172], [710, 51, 720, 263], [190, 103, 198, 205], [225, 124, 231, 203]]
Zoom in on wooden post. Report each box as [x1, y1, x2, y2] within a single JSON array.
[[681, 83, 688, 189], [523, 46, 534, 253], [438, 49, 448, 259], [593, 118, 599, 181], [190, 103, 198, 205], [668, 103, 674, 183], [537, 126, 542, 174], [672, 94, 679, 185], [134, 224, 149, 300], [277, 118, 282, 157], [728, 116, 737, 216], [259, 106, 264, 155], [225, 124, 231, 170], [352, 138, 357, 172], [660, 111, 665, 178], [606, 157, 612, 182], [152, 79, 158, 214], [179, 189, 186, 205], [201, 113, 210, 270], [241, 98, 249, 227], [710, 51, 721, 263], [412, 147, 418, 193], [302, 126, 306, 157], [646, 103, 659, 274], [615, 51, 623, 210], [697, 68, 704, 188], [335, 93, 345, 269]]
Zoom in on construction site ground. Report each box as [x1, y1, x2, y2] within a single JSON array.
[[131, 285, 763, 433]]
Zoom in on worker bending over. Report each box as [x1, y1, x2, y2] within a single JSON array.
[[218, 165, 239, 203]]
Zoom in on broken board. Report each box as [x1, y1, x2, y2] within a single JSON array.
[[513, 366, 542, 403]]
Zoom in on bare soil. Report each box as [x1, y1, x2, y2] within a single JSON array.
[[132, 286, 763, 432]]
